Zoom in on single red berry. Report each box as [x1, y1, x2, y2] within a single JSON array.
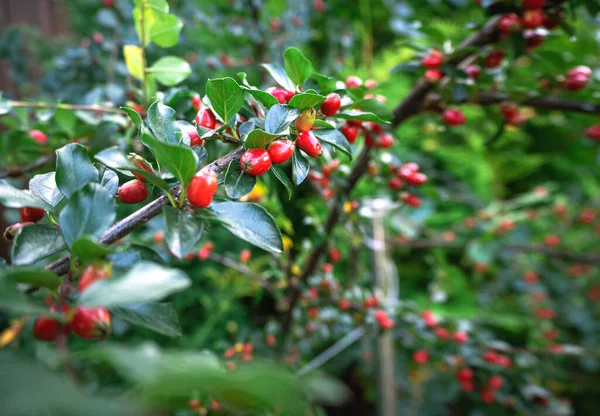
[[398, 162, 419, 178], [341, 124, 359, 143], [484, 50, 504, 68], [523, 0, 545, 9], [460, 381, 474, 392], [406, 172, 427, 186], [434, 327, 450, 340], [424, 69, 443, 83], [388, 177, 404, 190], [422, 54, 443, 69], [454, 331, 469, 344], [465, 65, 481, 80], [29, 129, 48, 144], [102, 0, 114, 6], [378, 133, 394, 148], [498, 13, 522, 33], [117, 179, 148, 204], [179, 124, 204, 147], [198, 242, 214, 260], [564, 73, 589, 91], [523, 271, 539, 284], [153, 231, 164, 243], [295, 108, 316, 132], [368, 122, 385, 133], [585, 125, 600, 140], [365, 79, 377, 89], [443, 109, 466, 126], [422, 310, 437, 327], [79, 263, 112, 293], [481, 389, 495, 404], [191, 94, 202, 111], [33, 315, 60, 342], [267, 140, 295, 164], [240, 249, 251, 263], [363, 295, 378, 308], [522, 9, 544, 29], [296, 131, 322, 157], [307, 307, 319, 319], [338, 299, 351, 310], [127, 153, 153, 180], [188, 169, 218, 208], [313, 0, 325, 12], [18, 207, 45, 222], [483, 350, 499, 364], [240, 148, 272, 176], [346, 76, 363, 88], [488, 375, 504, 390], [268, 87, 288, 104], [329, 248, 341, 262], [322, 262, 334, 272], [211, 400, 221, 411], [72, 306, 111, 340], [195, 107, 216, 129], [413, 349, 429, 364], [188, 400, 201, 410], [499, 101, 519, 119], [456, 368, 474, 383], [270, 18, 282, 31], [320, 93, 342, 117], [544, 234, 560, 247], [568, 65, 592, 79]]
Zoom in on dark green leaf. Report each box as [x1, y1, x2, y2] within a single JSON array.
[[351, 98, 393, 121], [97, 165, 119, 196], [209, 201, 283, 254], [312, 129, 352, 159], [288, 92, 326, 110], [0, 181, 53, 211], [224, 159, 257, 199], [163, 206, 204, 259], [336, 110, 389, 124], [390, 61, 422, 73], [244, 128, 282, 149], [11, 224, 66, 266], [55, 143, 99, 198], [205, 77, 245, 123], [261, 63, 295, 91], [244, 88, 279, 108], [112, 302, 182, 337], [71, 236, 117, 263], [121, 106, 143, 129], [79, 261, 191, 308], [271, 166, 293, 200], [147, 100, 179, 144], [283, 47, 313, 86], [59, 183, 116, 247], [264, 104, 299, 134], [141, 132, 198, 186], [292, 151, 310, 185], [55, 109, 76, 137], [0, 266, 61, 290]]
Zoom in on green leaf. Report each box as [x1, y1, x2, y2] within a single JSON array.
[[95, 146, 171, 192], [71, 236, 116, 263], [146, 100, 179, 144], [264, 104, 300, 135], [55, 143, 99, 199], [244, 88, 279, 108], [55, 109, 76, 137], [141, 132, 198, 186], [312, 129, 352, 159], [292, 151, 310, 185], [0, 266, 61, 290], [224, 160, 257, 199], [261, 63, 295, 91], [205, 77, 245, 123], [0, 181, 53, 211], [121, 106, 143, 130], [97, 165, 119, 196], [313, 119, 335, 129], [288, 92, 326, 110], [311, 73, 336, 95], [11, 225, 66, 266], [0, 280, 55, 315], [271, 166, 293, 200], [149, 14, 183, 47], [351, 98, 393, 121], [59, 183, 117, 248], [163, 206, 204, 259], [244, 128, 282, 149], [79, 261, 191, 308], [209, 201, 283, 254], [283, 47, 313, 86], [112, 303, 182, 337], [147, 56, 191, 86], [336, 110, 389, 124]]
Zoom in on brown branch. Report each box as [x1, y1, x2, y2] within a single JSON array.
[[0, 153, 55, 180], [7, 101, 125, 114], [46, 147, 245, 276]]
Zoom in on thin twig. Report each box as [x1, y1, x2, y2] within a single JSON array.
[[0, 153, 55, 180], [6, 100, 124, 114]]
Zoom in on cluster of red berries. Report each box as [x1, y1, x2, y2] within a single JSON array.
[[456, 367, 505, 404], [188, 398, 221, 414], [421, 49, 445, 83], [308, 159, 341, 199], [497, 0, 563, 50], [374, 309, 394, 330], [386, 162, 428, 207], [499, 101, 525, 126], [422, 310, 470, 344], [224, 342, 254, 367]]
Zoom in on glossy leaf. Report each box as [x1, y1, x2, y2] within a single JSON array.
[[288, 92, 326, 110], [261, 63, 295, 91], [292, 151, 310, 185], [224, 160, 257, 199], [244, 88, 279, 108], [244, 128, 282, 149], [271, 165, 293, 200], [11, 225, 66, 266], [163, 205, 204, 259], [336, 110, 389, 124], [0, 181, 54, 211], [112, 302, 182, 337], [312, 129, 353, 159], [205, 77, 245, 123], [141, 132, 198, 186], [71, 236, 117, 263], [149, 14, 182, 47], [0, 266, 61, 290], [97, 165, 119, 196], [55, 143, 99, 199], [283, 47, 313, 86], [146, 100, 179, 144], [264, 104, 299, 135]]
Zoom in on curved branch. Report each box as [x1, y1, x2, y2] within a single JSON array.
[[0, 153, 56, 180], [46, 146, 245, 276]]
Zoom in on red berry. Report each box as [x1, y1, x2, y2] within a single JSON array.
[[523, 0, 544, 9], [329, 248, 341, 262], [480, 389, 495, 404], [179, 124, 204, 147], [198, 242, 214, 260], [296, 131, 322, 157], [368, 122, 385, 133], [568, 65, 592, 79], [403, 194, 421, 207], [341, 124, 359, 143], [544, 234, 560, 247], [460, 381, 474, 392], [18, 207, 45, 222], [483, 350, 499, 364], [388, 177, 404, 190], [406, 172, 427, 186], [484, 50, 504, 68], [422, 310, 437, 327], [422, 54, 443, 69], [102, 0, 114, 6], [363, 296, 378, 308], [211, 400, 221, 411], [443, 109, 466, 126], [498, 13, 522, 33], [424, 69, 443, 83], [195, 107, 216, 129], [454, 331, 469, 344], [320, 93, 342, 117], [523, 271, 538, 284], [33, 315, 60, 342], [188, 400, 201, 410], [338, 299, 350, 310], [188, 169, 218, 208], [499, 101, 519, 119], [285, 90, 295, 102], [398, 162, 419, 178], [191, 94, 202, 111], [564, 74, 589, 91], [240, 148, 272, 176], [322, 262, 334, 272], [346, 76, 363, 88], [465, 65, 481, 80], [434, 327, 450, 340], [378, 133, 394, 148], [117, 179, 148, 204], [29, 129, 48, 144], [240, 249, 251, 263], [268, 87, 289, 104], [488, 375, 504, 390], [365, 79, 377, 89], [79, 263, 112, 293], [72, 306, 111, 340], [456, 368, 474, 383], [522, 9, 544, 29], [267, 140, 295, 164], [295, 108, 316, 132], [127, 153, 154, 180], [585, 125, 600, 140], [413, 349, 429, 364]]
